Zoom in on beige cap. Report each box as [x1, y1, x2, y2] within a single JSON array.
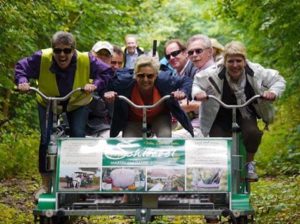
[[92, 41, 113, 55]]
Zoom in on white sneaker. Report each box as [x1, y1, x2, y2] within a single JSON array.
[[246, 161, 258, 181]]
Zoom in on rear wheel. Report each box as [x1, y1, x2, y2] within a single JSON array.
[[52, 215, 70, 224], [236, 215, 253, 224], [37, 215, 70, 224]]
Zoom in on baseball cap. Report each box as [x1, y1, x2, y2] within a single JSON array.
[[92, 41, 113, 55]]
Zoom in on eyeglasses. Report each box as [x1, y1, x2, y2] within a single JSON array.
[[111, 61, 123, 66], [136, 73, 156, 79], [53, 48, 73, 54], [165, 49, 182, 60], [187, 48, 208, 56]]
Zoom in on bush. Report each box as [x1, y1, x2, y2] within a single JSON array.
[[0, 121, 39, 179]]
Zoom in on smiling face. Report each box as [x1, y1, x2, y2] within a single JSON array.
[[52, 43, 75, 70], [225, 54, 246, 81], [126, 36, 137, 55], [165, 42, 187, 73], [135, 65, 157, 93]]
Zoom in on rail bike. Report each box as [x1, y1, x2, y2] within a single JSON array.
[[26, 87, 259, 224]]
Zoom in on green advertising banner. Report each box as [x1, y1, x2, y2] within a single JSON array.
[[102, 139, 185, 166], [57, 138, 230, 193]]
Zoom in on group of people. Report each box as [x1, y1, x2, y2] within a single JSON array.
[[15, 31, 286, 197]]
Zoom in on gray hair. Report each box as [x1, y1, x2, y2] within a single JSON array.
[[51, 31, 76, 49], [134, 55, 160, 77], [187, 34, 212, 49]]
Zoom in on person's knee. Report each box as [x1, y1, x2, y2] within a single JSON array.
[[156, 129, 171, 137], [243, 129, 263, 154], [244, 126, 263, 140]]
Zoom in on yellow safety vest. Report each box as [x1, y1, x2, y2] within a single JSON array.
[[37, 48, 92, 112]]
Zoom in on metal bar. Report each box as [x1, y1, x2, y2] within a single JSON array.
[[118, 95, 171, 109], [34, 209, 254, 217], [29, 87, 83, 101], [207, 95, 261, 109]]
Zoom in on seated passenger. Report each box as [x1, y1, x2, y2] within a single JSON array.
[[104, 55, 194, 138], [192, 41, 286, 181]]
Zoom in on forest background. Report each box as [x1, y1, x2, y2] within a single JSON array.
[[0, 0, 299, 223]]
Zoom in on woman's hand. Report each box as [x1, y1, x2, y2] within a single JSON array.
[[262, 91, 276, 101], [84, 84, 97, 93], [171, 90, 186, 101], [104, 91, 118, 103]]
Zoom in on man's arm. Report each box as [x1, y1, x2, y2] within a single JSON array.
[[89, 53, 114, 93], [15, 51, 42, 89]]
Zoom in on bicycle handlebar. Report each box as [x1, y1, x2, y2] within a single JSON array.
[[28, 87, 84, 101], [117, 95, 171, 109], [207, 94, 262, 109]]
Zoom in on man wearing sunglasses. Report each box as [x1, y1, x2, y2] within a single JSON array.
[[164, 39, 198, 78], [164, 39, 202, 137], [187, 34, 215, 71], [15, 31, 113, 197], [170, 34, 216, 138]]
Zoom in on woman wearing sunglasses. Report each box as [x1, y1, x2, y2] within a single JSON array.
[[15, 31, 113, 196], [104, 55, 194, 138]]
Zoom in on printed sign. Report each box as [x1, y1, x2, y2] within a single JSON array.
[[103, 139, 185, 166], [57, 138, 230, 193]]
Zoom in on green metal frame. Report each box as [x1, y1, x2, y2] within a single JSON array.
[[34, 137, 254, 219]]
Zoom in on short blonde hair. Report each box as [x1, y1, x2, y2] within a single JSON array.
[[134, 55, 160, 77], [224, 41, 247, 61]]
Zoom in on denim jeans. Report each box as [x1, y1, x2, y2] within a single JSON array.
[[38, 103, 89, 173]]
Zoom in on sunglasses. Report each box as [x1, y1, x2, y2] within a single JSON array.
[[136, 73, 156, 79], [165, 49, 182, 60], [53, 48, 73, 54], [187, 48, 208, 56]]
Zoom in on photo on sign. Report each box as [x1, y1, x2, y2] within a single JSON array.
[[186, 167, 227, 191], [147, 168, 185, 192], [59, 167, 101, 191], [102, 167, 146, 192]]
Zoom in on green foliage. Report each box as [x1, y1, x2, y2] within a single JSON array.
[[251, 176, 300, 223], [211, 0, 300, 176], [0, 204, 34, 224], [0, 126, 39, 178], [256, 90, 300, 176]]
